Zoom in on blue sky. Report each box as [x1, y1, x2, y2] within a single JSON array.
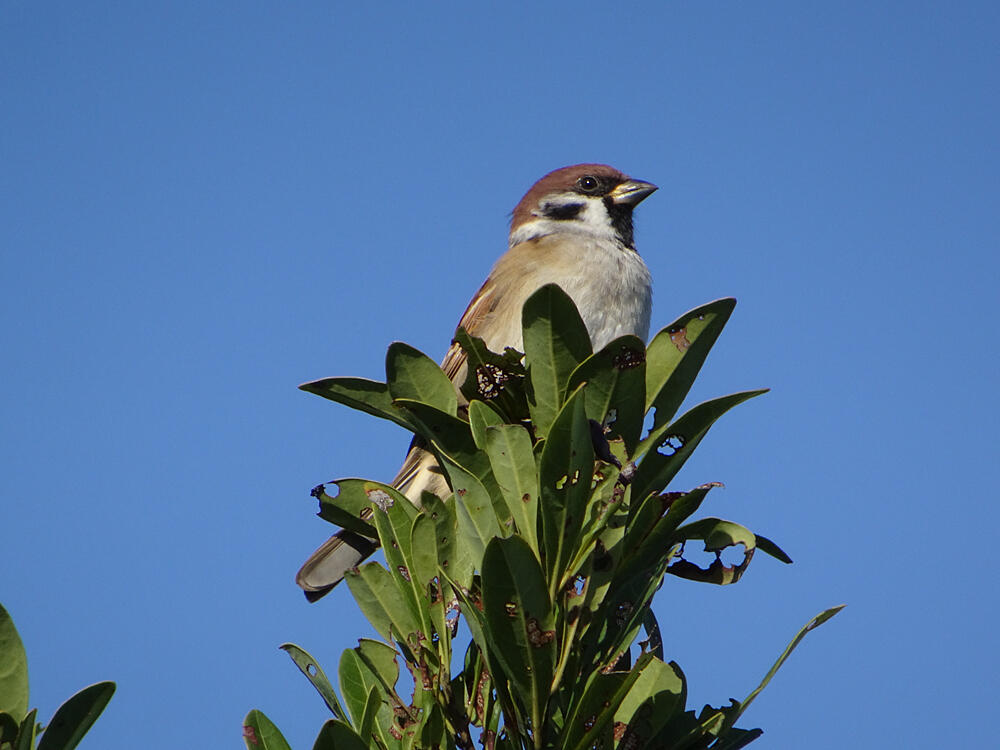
[[2, 2, 997, 748]]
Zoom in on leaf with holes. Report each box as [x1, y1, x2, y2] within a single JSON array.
[[567, 334, 647, 454], [312, 480, 391, 537], [667, 518, 759, 585], [632, 389, 768, 500], [522, 284, 593, 438], [280, 643, 347, 720], [453, 328, 528, 421]]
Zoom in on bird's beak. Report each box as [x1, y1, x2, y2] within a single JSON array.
[[609, 179, 658, 206]]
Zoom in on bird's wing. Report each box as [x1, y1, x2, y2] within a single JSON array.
[[439, 275, 499, 382]]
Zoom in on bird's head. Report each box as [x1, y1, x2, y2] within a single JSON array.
[[509, 164, 657, 250]]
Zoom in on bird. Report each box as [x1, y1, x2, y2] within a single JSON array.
[[296, 164, 657, 600]]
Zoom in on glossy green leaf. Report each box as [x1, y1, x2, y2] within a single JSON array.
[[344, 562, 422, 644], [613, 657, 685, 746], [357, 685, 380, 749], [468, 399, 504, 450], [14, 708, 37, 750], [522, 284, 593, 437], [386, 342, 458, 416], [562, 653, 653, 750], [632, 389, 768, 500], [37, 681, 115, 750], [483, 423, 540, 553], [644, 297, 736, 420], [312, 480, 385, 537], [0, 604, 29, 722], [567, 334, 647, 453], [311, 719, 370, 750], [755, 534, 793, 564], [538, 387, 593, 589], [299, 377, 414, 431], [480, 536, 555, 734], [668, 517, 757, 585], [279, 643, 347, 720], [443, 454, 505, 566], [421, 492, 474, 589], [339, 641, 400, 746], [242, 709, 292, 750], [0, 712, 19, 746], [393, 399, 499, 499], [734, 605, 845, 722]]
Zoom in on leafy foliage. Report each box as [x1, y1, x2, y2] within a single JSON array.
[[0, 603, 115, 750], [252, 286, 841, 749]]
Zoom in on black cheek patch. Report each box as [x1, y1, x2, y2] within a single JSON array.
[[543, 201, 585, 221]]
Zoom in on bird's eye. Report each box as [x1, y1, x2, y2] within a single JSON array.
[[577, 175, 600, 192]]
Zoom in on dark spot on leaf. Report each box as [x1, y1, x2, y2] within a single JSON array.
[[668, 326, 691, 352], [243, 726, 258, 745], [522, 493, 531, 503], [309, 484, 324, 499], [612, 345, 645, 369], [397, 565, 411, 582], [504, 601, 517, 617], [526, 617, 555, 646], [457, 488, 467, 497]]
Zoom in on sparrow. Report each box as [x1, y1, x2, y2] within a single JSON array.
[[296, 164, 657, 600]]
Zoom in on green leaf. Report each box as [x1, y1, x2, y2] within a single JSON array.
[[299, 377, 414, 431], [14, 708, 38, 750], [386, 342, 458, 416], [311, 719, 370, 750], [613, 658, 686, 746], [37, 681, 115, 750], [483, 424, 540, 554], [567, 334, 647, 454], [522, 284, 593, 437], [393, 399, 499, 500], [734, 605, 845, 722], [468, 399, 504, 450], [242, 709, 292, 750], [345, 562, 422, 644], [279, 643, 347, 720], [0, 712, 19, 746], [538, 386, 593, 589], [338, 641, 400, 745], [421, 492, 474, 590], [644, 297, 736, 420], [755, 534, 793, 564], [312, 480, 386, 537], [562, 653, 654, 750], [357, 685, 380, 749], [632, 389, 768, 500], [668, 517, 757, 585], [0, 603, 29, 722], [480, 536, 556, 736], [443, 454, 506, 567]]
